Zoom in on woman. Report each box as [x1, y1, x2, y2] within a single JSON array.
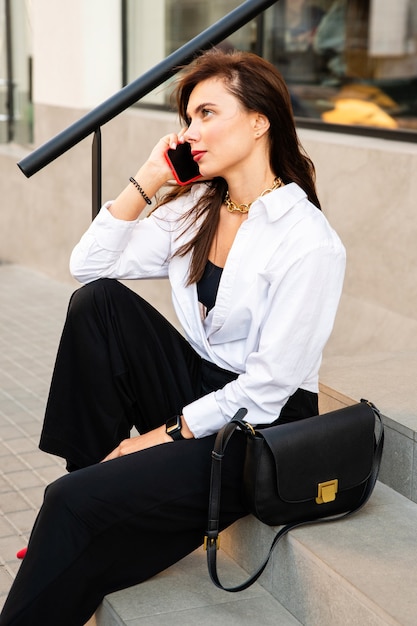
[[0, 49, 345, 625]]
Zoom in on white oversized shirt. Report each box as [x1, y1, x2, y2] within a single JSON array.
[[70, 182, 346, 438]]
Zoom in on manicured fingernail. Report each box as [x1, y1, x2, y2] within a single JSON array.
[[170, 141, 177, 150]]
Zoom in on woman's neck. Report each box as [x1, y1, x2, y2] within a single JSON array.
[[225, 170, 277, 207]]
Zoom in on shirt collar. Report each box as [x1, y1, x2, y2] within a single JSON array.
[[253, 182, 308, 222]]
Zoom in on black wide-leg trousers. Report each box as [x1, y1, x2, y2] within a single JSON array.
[[0, 279, 318, 626]]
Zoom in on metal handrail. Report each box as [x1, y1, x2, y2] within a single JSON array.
[[17, 0, 278, 179]]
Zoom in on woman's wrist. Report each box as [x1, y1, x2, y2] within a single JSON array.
[[179, 415, 194, 439], [129, 177, 152, 205], [108, 132, 181, 221], [109, 162, 167, 221], [134, 158, 170, 195]]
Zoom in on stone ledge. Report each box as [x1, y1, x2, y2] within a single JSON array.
[[320, 353, 417, 503], [222, 482, 417, 626], [96, 549, 300, 626]]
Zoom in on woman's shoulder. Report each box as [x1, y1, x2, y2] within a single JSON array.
[[265, 183, 345, 253]]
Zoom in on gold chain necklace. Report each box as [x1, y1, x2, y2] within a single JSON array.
[[224, 177, 284, 214]]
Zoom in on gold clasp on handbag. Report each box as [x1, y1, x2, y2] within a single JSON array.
[[204, 535, 220, 550], [316, 479, 338, 504]]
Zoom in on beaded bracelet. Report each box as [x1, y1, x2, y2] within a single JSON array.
[[129, 177, 152, 205]]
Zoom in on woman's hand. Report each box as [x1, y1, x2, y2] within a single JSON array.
[[101, 415, 194, 462], [101, 425, 171, 461], [108, 130, 188, 221], [145, 130, 187, 176]]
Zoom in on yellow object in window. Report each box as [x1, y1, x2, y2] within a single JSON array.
[[322, 98, 398, 128]]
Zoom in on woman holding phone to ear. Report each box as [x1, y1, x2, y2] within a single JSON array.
[[0, 49, 345, 626]]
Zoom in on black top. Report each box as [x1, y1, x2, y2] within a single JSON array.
[[197, 260, 223, 314]]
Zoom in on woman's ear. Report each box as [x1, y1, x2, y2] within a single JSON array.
[[253, 113, 270, 138]]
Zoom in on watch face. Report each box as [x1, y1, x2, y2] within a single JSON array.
[[166, 415, 184, 440], [166, 415, 181, 434]]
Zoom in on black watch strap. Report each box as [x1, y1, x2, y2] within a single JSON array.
[[166, 415, 185, 441]]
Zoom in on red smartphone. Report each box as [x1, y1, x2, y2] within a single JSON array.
[[164, 142, 202, 185]]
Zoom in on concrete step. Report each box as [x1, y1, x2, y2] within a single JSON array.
[[96, 482, 417, 626], [95, 549, 301, 625], [222, 481, 417, 626]]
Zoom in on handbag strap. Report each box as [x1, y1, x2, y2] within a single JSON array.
[[205, 401, 384, 593]]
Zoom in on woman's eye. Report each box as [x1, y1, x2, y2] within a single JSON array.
[[202, 108, 213, 118]]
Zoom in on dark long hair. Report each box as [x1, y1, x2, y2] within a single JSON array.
[[158, 49, 320, 284]]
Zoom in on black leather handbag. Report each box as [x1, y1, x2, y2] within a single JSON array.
[[205, 400, 384, 592]]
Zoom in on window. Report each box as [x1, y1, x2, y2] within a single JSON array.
[[123, 0, 249, 106], [124, 0, 417, 137], [0, 0, 33, 145], [266, 0, 417, 134]]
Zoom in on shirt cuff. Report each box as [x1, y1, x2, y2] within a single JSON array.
[[182, 392, 226, 439]]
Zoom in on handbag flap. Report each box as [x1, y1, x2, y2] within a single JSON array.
[[259, 402, 376, 503]]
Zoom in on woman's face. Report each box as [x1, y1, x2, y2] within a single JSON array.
[[183, 77, 263, 180]]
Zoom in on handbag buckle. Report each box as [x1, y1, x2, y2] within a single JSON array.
[[316, 479, 338, 504], [204, 535, 220, 550], [243, 422, 255, 436]]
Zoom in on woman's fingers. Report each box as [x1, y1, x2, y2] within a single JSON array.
[[101, 427, 171, 462], [162, 130, 187, 151]]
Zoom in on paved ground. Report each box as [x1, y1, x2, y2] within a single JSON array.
[[0, 264, 74, 612]]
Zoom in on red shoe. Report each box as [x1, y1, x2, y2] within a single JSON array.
[[16, 547, 28, 559]]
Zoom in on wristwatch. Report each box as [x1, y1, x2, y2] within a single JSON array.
[[165, 415, 185, 441]]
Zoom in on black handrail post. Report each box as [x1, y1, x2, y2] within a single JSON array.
[[5, 0, 14, 143], [92, 128, 102, 219], [255, 14, 265, 57]]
